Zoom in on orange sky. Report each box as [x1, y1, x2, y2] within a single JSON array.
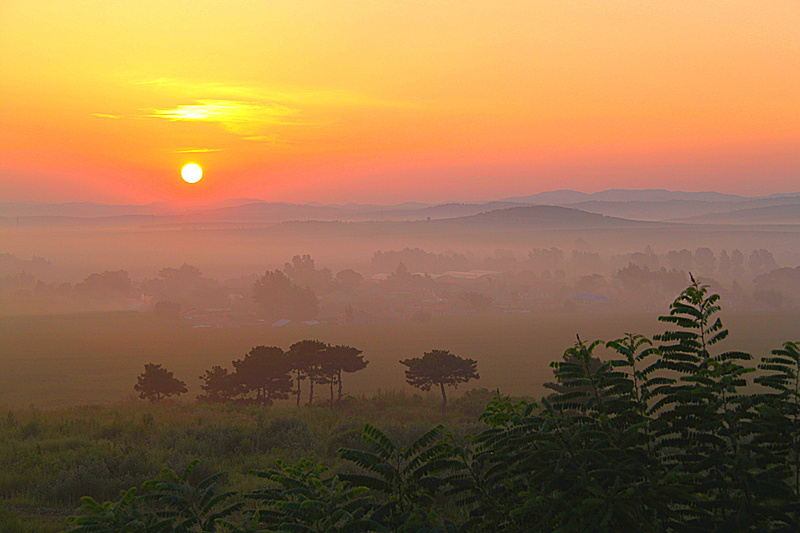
[[1, 1, 799, 204]]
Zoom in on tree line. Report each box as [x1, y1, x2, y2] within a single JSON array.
[[135, 342, 479, 412], [135, 341, 367, 407], [76, 278, 800, 531]]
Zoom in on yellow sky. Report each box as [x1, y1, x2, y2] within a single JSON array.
[[1, 1, 799, 203]]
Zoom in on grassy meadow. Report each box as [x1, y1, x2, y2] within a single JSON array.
[[2, 306, 800, 530], [0, 392, 495, 531]]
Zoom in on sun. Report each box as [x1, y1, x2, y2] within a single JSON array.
[[181, 163, 203, 184]]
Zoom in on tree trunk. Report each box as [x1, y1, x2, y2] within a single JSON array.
[[295, 372, 301, 407], [337, 370, 343, 402], [330, 380, 335, 409], [308, 379, 315, 406], [440, 382, 447, 416]]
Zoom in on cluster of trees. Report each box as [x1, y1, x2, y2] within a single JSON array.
[[145, 264, 230, 311], [2, 245, 788, 320], [252, 271, 319, 321], [135, 341, 369, 407], [362, 246, 790, 317], [372, 248, 471, 274], [371, 246, 779, 281], [754, 266, 800, 308], [0, 252, 51, 277], [0, 254, 364, 318], [72, 264, 225, 309], [135, 345, 481, 413], [251, 255, 365, 321], [610, 263, 690, 295], [74, 270, 134, 303], [75, 278, 800, 531], [0, 261, 230, 315]]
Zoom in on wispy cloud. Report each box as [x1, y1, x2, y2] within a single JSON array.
[[147, 99, 299, 136], [242, 134, 281, 143], [174, 148, 221, 153], [97, 76, 414, 143], [136, 77, 410, 109]]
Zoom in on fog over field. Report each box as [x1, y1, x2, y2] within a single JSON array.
[[4, 188, 800, 408]]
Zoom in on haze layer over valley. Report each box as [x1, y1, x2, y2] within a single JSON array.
[[3, 188, 800, 409], [5, 188, 800, 276]]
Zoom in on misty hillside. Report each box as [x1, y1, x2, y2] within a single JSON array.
[[203, 200, 532, 223], [270, 205, 661, 236], [565, 195, 800, 222], [501, 189, 749, 205], [0, 202, 172, 218], [3, 189, 800, 230], [453, 205, 661, 229], [566, 200, 731, 221], [344, 201, 529, 221], [207, 202, 360, 221], [0, 214, 165, 229], [674, 204, 800, 225]]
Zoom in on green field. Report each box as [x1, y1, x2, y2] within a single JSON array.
[[0, 394, 495, 531], [2, 303, 800, 530], [1, 308, 797, 409]]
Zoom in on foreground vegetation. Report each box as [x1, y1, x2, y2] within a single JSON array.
[[0, 391, 492, 531], [6, 278, 800, 531]]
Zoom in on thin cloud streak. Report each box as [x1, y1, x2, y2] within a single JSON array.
[[136, 77, 417, 109], [146, 99, 300, 136], [91, 76, 415, 143]]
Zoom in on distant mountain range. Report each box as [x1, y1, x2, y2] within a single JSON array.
[[269, 205, 662, 238], [454, 205, 655, 229], [0, 201, 172, 218], [501, 188, 749, 204], [675, 204, 800, 225], [2, 189, 800, 229]]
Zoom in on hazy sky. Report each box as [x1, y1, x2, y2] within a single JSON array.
[[1, 1, 799, 204]]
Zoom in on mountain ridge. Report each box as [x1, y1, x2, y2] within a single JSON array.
[[3, 189, 800, 226]]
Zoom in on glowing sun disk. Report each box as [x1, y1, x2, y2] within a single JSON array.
[[181, 163, 203, 183]]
